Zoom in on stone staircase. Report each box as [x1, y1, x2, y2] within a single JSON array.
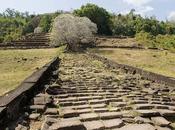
[[0, 33, 51, 49], [10, 53, 175, 130]]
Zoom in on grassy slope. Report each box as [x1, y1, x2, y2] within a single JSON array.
[[0, 48, 62, 95], [90, 48, 175, 78]]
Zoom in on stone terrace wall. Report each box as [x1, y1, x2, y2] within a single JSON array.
[[88, 53, 175, 87], [94, 45, 159, 50], [0, 57, 60, 127], [0, 33, 51, 49]]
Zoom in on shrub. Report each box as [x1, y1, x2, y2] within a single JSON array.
[[155, 34, 175, 50], [135, 31, 156, 47], [39, 15, 52, 32], [50, 14, 97, 51], [74, 3, 112, 35], [136, 31, 175, 51]]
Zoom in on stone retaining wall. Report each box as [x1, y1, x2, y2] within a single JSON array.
[[94, 45, 159, 50], [96, 35, 128, 39], [0, 44, 52, 50], [88, 53, 175, 87], [0, 57, 60, 127]]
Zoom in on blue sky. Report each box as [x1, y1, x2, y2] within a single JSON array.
[[0, 0, 175, 21]]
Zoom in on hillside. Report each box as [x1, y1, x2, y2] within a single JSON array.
[[90, 37, 175, 78], [0, 48, 61, 95]]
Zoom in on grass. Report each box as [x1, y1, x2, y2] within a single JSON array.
[[96, 37, 138, 47], [89, 48, 175, 78], [0, 48, 63, 96]]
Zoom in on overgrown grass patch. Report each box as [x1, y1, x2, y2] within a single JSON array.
[[0, 48, 62, 96], [90, 48, 175, 78]]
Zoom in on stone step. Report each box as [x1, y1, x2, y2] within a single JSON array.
[[49, 118, 86, 130], [74, 104, 91, 110], [134, 104, 155, 110], [111, 102, 127, 107], [93, 108, 108, 113], [45, 108, 58, 115], [83, 121, 105, 130], [59, 108, 78, 118], [103, 119, 124, 129], [77, 109, 92, 114], [89, 99, 106, 105], [136, 110, 160, 117], [73, 101, 88, 106], [29, 105, 46, 113], [58, 97, 78, 102], [156, 109, 175, 117], [99, 112, 123, 120], [91, 103, 107, 108], [130, 100, 149, 104], [151, 117, 170, 127], [80, 113, 100, 121], [116, 124, 156, 130]]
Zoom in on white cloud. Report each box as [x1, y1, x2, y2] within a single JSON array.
[[168, 11, 175, 22], [135, 6, 154, 16], [120, 6, 153, 17], [120, 10, 130, 15], [122, 0, 153, 16], [123, 0, 152, 7]]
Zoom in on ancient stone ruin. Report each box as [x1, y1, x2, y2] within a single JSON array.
[[0, 33, 50, 49], [1, 53, 175, 130]]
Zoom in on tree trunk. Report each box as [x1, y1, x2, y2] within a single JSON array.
[[66, 42, 82, 52]]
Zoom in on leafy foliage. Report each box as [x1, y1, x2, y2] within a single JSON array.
[[0, 9, 61, 43], [0, 9, 28, 42], [22, 16, 41, 35], [136, 31, 156, 47], [136, 31, 175, 51], [1, 6, 175, 52], [39, 15, 52, 32], [74, 3, 112, 35], [111, 10, 175, 37]]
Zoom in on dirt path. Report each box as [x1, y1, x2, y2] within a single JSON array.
[[12, 53, 175, 130]]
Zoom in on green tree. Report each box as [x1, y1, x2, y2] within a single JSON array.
[[74, 3, 112, 35], [22, 16, 40, 34], [39, 15, 52, 32]]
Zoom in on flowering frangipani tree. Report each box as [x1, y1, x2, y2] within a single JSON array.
[[34, 27, 43, 33], [50, 14, 97, 51]]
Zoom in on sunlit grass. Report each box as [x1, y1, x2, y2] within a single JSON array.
[[90, 48, 175, 78], [0, 48, 62, 95]]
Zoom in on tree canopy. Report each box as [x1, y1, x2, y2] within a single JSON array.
[[0, 6, 175, 47], [74, 3, 112, 35], [111, 10, 175, 37]]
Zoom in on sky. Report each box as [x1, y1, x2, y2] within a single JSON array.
[[0, 0, 175, 21]]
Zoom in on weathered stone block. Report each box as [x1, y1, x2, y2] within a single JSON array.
[[49, 118, 85, 130]]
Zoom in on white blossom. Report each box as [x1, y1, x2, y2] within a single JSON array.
[[50, 14, 97, 50]]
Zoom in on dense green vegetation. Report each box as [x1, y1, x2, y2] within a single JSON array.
[[0, 4, 175, 51], [0, 9, 28, 42], [111, 9, 175, 37], [0, 9, 61, 42], [136, 32, 175, 51], [74, 4, 175, 51], [74, 4, 112, 35]]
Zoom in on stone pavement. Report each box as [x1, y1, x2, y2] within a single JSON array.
[[13, 53, 175, 130]]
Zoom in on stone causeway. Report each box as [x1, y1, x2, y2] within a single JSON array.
[[5, 53, 175, 130]]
